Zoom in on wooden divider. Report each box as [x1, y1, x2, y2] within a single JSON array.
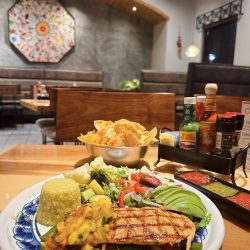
[[55, 90, 176, 142], [216, 95, 250, 114]]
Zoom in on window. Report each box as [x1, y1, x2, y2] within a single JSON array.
[[202, 18, 237, 64]]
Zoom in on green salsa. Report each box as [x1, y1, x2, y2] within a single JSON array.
[[203, 182, 238, 197]]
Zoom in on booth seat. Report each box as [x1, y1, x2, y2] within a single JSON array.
[[186, 63, 250, 97], [140, 69, 187, 129], [0, 66, 103, 125]]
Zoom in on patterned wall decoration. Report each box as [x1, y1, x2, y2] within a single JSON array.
[[8, 0, 75, 63]]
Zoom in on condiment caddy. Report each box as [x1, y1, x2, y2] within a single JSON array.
[[155, 143, 249, 185], [157, 83, 249, 185]]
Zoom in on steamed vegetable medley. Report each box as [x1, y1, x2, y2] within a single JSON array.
[[41, 157, 211, 249]]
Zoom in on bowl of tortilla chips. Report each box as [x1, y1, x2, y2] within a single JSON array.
[[77, 119, 158, 167]]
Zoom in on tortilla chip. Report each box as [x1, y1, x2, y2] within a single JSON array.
[[78, 119, 157, 147], [77, 133, 101, 145], [94, 120, 114, 131]]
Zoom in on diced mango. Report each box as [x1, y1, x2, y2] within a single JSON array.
[[89, 179, 105, 195]]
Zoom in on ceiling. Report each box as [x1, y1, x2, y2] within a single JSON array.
[[103, 0, 169, 25]]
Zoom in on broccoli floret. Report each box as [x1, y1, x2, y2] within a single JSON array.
[[90, 168, 112, 187]]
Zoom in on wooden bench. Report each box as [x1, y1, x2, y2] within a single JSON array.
[[53, 90, 176, 143], [0, 67, 103, 125]]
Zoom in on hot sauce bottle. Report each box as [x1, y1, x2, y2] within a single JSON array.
[[196, 95, 206, 122], [199, 83, 218, 153], [179, 97, 199, 151]]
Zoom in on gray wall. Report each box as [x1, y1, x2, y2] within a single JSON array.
[[0, 0, 153, 89]]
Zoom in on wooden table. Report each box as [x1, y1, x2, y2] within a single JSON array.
[[0, 144, 249, 249], [20, 99, 52, 113]]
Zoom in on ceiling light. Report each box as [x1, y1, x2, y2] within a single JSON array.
[[132, 6, 137, 12]]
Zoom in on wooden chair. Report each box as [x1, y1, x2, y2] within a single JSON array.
[[36, 86, 103, 144], [54, 90, 176, 143]]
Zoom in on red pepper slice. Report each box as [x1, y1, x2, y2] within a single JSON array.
[[118, 186, 134, 208], [130, 171, 145, 182], [134, 182, 146, 194]]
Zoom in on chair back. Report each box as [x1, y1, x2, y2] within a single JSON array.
[[55, 90, 176, 142]]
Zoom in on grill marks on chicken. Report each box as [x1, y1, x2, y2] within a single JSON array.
[[44, 206, 196, 250], [107, 207, 196, 250]]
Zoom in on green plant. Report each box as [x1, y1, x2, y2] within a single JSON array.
[[119, 78, 140, 91]]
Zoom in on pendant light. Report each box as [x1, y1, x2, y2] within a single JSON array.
[[185, 0, 200, 58], [185, 44, 200, 57]]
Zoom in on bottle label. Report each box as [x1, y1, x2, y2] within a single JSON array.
[[180, 131, 198, 150], [216, 132, 233, 150], [183, 104, 195, 122], [204, 97, 216, 111], [199, 122, 216, 153]]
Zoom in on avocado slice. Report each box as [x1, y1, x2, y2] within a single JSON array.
[[153, 186, 179, 196], [170, 201, 206, 218], [89, 194, 111, 203], [81, 188, 95, 203], [158, 190, 204, 206], [168, 195, 206, 212], [167, 198, 206, 216], [153, 186, 180, 199], [153, 186, 207, 218]]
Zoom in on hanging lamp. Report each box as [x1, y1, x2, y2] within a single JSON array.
[[185, 0, 200, 58], [185, 44, 200, 57]]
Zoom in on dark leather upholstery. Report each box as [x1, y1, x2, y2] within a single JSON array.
[[186, 63, 250, 97], [44, 69, 102, 82], [0, 66, 103, 92], [140, 69, 187, 130], [140, 70, 186, 93], [0, 66, 103, 126], [0, 67, 43, 79]]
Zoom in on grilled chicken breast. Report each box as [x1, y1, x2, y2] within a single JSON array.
[[107, 207, 196, 250], [43, 205, 196, 250]]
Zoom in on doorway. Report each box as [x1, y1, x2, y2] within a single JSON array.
[[202, 18, 237, 64]]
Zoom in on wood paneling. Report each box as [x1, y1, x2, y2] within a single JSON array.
[[56, 90, 175, 142], [103, 0, 169, 25], [216, 95, 250, 114]]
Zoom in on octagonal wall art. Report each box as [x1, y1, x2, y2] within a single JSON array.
[[8, 0, 75, 63]]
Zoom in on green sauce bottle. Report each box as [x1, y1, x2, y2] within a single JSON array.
[[179, 97, 199, 151]]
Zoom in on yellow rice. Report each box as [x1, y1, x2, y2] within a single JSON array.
[[36, 178, 81, 226]]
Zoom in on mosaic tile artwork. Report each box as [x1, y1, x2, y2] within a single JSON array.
[[8, 0, 75, 63]]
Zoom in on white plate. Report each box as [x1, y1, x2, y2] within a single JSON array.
[[0, 174, 224, 250]]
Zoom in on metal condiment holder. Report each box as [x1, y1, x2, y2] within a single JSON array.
[[155, 143, 249, 186]]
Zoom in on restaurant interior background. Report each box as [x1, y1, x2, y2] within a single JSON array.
[[0, 0, 250, 149], [1, 0, 250, 89], [0, 2, 250, 249]]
